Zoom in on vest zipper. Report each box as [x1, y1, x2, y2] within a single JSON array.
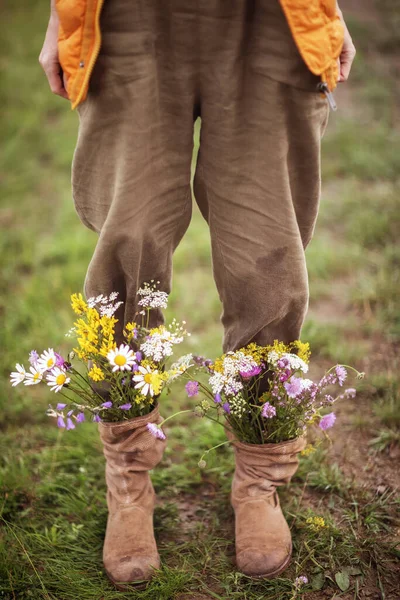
[[317, 82, 337, 111], [73, 0, 105, 109]]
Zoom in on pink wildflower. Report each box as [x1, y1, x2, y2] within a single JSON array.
[[147, 422, 166, 440], [284, 376, 304, 398], [319, 412, 336, 430], [239, 365, 262, 379], [335, 365, 347, 386], [261, 401, 276, 418], [185, 381, 199, 397]]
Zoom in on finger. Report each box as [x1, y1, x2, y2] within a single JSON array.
[[339, 52, 355, 82], [46, 65, 69, 99], [62, 71, 69, 97]]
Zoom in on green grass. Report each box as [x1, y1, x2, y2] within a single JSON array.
[[1, 0, 400, 598]]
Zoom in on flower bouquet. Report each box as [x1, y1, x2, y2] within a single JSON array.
[[10, 282, 192, 430], [187, 340, 361, 447]]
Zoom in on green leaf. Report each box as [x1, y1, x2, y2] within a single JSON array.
[[311, 572, 325, 590], [335, 570, 350, 591]]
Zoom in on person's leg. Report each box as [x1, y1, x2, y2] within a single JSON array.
[[72, 0, 198, 341], [71, 0, 198, 584], [194, 0, 329, 354], [193, 0, 329, 577]]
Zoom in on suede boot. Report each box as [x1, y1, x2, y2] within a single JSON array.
[[229, 433, 306, 578], [98, 405, 166, 586]]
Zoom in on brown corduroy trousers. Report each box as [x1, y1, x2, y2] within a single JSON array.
[[72, 0, 329, 352]]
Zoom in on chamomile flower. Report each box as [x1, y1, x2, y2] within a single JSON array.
[[37, 348, 57, 372], [25, 366, 44, 386], [10, 363, 26, 386], [47, 367, 71, 393], [107, 344, 136, 372], [133, 365, 160, 397]]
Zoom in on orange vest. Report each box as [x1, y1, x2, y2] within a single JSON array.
[[56, 0, 344, 110]]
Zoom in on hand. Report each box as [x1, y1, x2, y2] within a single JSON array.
[[336, 6, 356, 82], [39, 12, 69, 99]]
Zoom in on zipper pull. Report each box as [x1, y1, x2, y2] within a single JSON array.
[[317, 82, 337, 111]]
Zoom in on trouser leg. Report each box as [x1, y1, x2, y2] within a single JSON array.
[[71, 0, 197, 341], [193, 0, 329, 353]]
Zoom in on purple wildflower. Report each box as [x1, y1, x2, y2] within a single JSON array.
[[136, 351, 142, 363], [55, 352, 65, 367], [284, 376, 304, 398], [324, 394, 335, 404], [294, 575, 308, 588], [319, 412, 336, 430], [56, 403, 67, 410], [57, 415, 66, 428], [318, 372, 338, 389], [222, 402, 231, 414], [185, 381, 199, 397], [344, 387, 356, 398], [93, 414, 101, 423], [336, 365, 347, 386], [214, 393, 222, 404], [277, 357, 289, 369], [239, 365, 262, 379], [147, 422, 166, 440], [120, 403, 132, 410], [76, 412, 85, 423], [193, 355, 206, 365], [29, 350, 39, 366], [66, 417, 75, 430], [101, 401, 113, 409], [279, 370, 291, 383], [261, 401, 276, 418]]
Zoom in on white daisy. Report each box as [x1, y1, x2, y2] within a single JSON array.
[[133, 365, 159, 397], [107, 344, 136, 372], [37, 348, 57, 371], [47, 367, 71, 393], [25, 366, 44, 386], [10, 363, 26, 386]]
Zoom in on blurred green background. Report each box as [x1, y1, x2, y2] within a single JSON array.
[[1, 0, 399, 598]]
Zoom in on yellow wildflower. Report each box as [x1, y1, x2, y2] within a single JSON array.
[[306, 516, 326, 531], [99, 337, 117, 358], [266, 340, 289, 357], [301, 444, 316, 457], [88, 364, 105, 382], [290, 340, 311, 364], [100, 315, 117, 336], [150, 372, 166, 396], [71, 293, 88, 315]]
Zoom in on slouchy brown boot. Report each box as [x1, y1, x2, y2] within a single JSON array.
[[229, 434, 306, 578], [98, 406, 166, 586]]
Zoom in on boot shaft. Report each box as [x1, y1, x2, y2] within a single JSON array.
[[98, 406, 166, 508], [229, 434, 306, 507]]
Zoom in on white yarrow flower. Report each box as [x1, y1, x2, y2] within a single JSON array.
[[284, 353, 309, 373], [10, 363, 26, 386], [47, 367, 71, 393], [107, 344, 136, 372], [137, 284, 168, 309]]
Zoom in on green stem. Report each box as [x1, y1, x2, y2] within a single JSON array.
[[199, 440, 231, 464], [160, 409, 193, 428]]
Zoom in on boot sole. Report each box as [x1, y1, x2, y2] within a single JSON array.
[[240, 544, 292, 580]]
